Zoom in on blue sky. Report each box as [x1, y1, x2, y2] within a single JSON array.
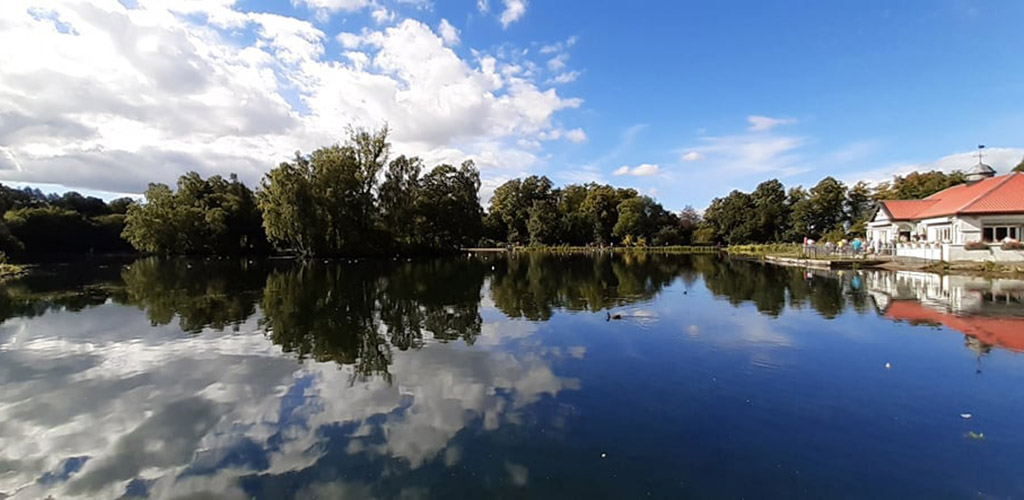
[[1, 0, 1022, 209]]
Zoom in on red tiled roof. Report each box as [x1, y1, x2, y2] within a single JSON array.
[[879, 199, 938, 220], [879, 172, 1024, 220], [885, 300, 1024, 352]]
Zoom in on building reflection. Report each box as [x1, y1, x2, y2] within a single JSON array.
[[863, 270, 1024, 353]]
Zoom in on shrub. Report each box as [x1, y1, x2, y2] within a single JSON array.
[[1001, 240, 1024, 251], [964, 241, 989, 250]]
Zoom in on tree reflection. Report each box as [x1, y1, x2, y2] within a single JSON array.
[[0, 261, 127, 321], [260, 262, 388, 378], [0, 252, 889, 378], [695, 256, 858, 319], [487, 252, 693, 320], [259, 259, 488, 381], [121, 257, 269, 333]]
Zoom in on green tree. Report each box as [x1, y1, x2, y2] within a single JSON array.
[[701, 190, 758, 245], [805, 177, 848, 239], [612, 196, 664, 242], [123, 173, 266, 255], [677, 205, 702, 245], [122, 183, 186, 253], [108, 197, 136, 215], [1013, 157, 1024, 173], [750, 179, 790, 242], [557, 184, 594, 245], [415, 161, 484, 250], [874, 170, 966, 200], [259, 127, 390, 256], [582, 184, 636, 245], [527, 198, 559, 245], [259, 126, 481, 256], [488, 176, 554, 245], [845, 181, 873, 237], [379, 155, 423, 249], [4, 206, 127, 254], [783, 186, 810, 242], [258, 156, 321, 256]]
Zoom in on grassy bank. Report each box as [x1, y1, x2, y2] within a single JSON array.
[[465, 245, 722, 254], [725, 244, 804, 258], [0, 263, 26, 281]]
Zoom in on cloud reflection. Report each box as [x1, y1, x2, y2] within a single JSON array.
[[0, 305, 576, 499]]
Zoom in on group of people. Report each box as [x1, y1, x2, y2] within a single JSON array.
[[802, 237, 889, 258]]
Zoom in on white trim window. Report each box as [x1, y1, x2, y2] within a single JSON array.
[[982, 226, 1021, 242]]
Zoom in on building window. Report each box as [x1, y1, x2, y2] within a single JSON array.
[[982, 226, 1020, 242]]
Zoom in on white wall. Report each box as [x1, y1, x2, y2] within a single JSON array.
[[947, 244, 1024, 263]]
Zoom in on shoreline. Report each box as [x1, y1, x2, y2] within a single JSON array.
[[755, 253, 1024, 278]]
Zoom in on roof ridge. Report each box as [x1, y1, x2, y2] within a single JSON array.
[[958, 173, 1015, 214]]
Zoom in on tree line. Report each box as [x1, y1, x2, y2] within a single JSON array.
[[1, 124, 1019, 259], [484, 177, 701, 247], [123, 126, 483, 257], [0, 184, 136, 257], [696, 170, 970, 245]]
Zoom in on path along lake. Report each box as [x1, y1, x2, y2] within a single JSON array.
[[1, 253, 1023, 499]]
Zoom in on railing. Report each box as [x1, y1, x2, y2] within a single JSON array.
[[801, 244, 879, 260]]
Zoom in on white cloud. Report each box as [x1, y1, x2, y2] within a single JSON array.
[[747, 115, 797, 132], [677, 117, 810, 181], [537, 128, 585, 143], [549, 71, 580, 85], [613, 163, 659, 176], [294, 0, 372, 22], [842, 147, 1024, 186], [499, 0, 527, 28], [565, 128, 586, 143], [556, 164, 606, 185], [547, 53, 568, 71], [477, 0, 489, 14], [540, 35, 577, 55], [294, 0, 372, 13], [0, 1, 581, 195], [371, 7, 395, 24], [336, 31, 363, 48], [684, 134, 808, 177], [438, 18, 459, 46]]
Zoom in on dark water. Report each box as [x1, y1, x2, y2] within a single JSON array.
[[1, 253, 1023, 499]]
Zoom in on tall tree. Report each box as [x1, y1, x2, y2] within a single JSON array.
[[556, 184, 594, 245], [701, 190, 758, 245], [582, 184, 636, 244], [488, 176, 554, 245], [379, 155, 423, 248], [613, 195, 665, 242], [416, 161, 484, 250], [259, 127, 390, 256], [750, 179, 790, 242], [124, 173, 266, 255], [677, 205, 702, 245], [783, 186, 811, 242], [1014, 157, 1024, 173], [805, 177, 847, 238]]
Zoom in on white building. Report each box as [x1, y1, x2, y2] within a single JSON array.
[[866, 164, 1024, 262]]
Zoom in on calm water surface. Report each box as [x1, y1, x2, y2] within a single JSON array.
[[1, 254, 1023, 499]]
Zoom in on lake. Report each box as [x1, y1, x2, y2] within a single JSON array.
[[1, 253, 1023, 499]]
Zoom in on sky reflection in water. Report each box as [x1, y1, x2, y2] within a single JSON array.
[[1, 254, 1023, 499]]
